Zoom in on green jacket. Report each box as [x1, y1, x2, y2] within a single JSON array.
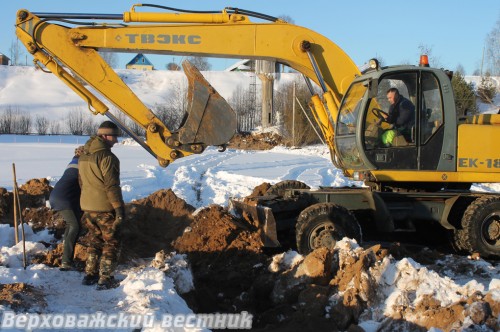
[[79, 136, 124, 212]]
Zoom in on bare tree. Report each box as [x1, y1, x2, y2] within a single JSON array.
[[65, 108, 98, 135], [49, 121, 62, 135], [109, 110, 131, 137], [0, 106, 32, 134], [484, 13, 500, 75], [35, 115, 49, 135], [186, 56, 211, 71], [455, 64, 466, 76], [229, 84, 258, 132], [9, 39, 25, 66], [127, 118, 145, 136], [66, 108, 84, 135], [166, 62, 181, 71], [82, 114, 98, 135], [477, 74, 497, 104], [0, 106, 15, 133], [274, 79, 322, 146], [152, 79, 189, 131], [99, 51, 119, 68], [13, 112, 31, 134]]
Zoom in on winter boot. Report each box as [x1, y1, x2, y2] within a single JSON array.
[[96, 276, 120, 290], [82, 274, 99, 286], [59, 262, 73, 271]]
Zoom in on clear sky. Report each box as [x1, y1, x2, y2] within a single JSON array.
[[1, 0, 499, 75]]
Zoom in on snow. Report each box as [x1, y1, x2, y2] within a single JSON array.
[[1, 140, 498, 331], [0, 65, 499, 331], [0, 66, 297, 124]]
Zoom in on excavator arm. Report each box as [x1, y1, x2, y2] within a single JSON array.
[[15, 5, 360, 166]]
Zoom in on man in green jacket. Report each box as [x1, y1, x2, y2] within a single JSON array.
[[79, 121, 125, 290]]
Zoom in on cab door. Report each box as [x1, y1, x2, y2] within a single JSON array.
[[363, 72, 418, 170], [417, 71, 445, 170], [363, 71, 446, 171]]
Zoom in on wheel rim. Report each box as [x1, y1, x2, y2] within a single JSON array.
[[308, 222, 341, 250], [481, 212, 500, 248]]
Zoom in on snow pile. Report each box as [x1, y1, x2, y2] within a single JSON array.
[[0, 224, 199, 332], [266, 238, 499, 331]]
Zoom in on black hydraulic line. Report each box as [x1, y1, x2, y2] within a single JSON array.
[[139, 4, 220, 14], [32, 12, 123, 20], [33, 6, 280, 23], [139, 4, 279, 21], [225, 7, 280, 22]]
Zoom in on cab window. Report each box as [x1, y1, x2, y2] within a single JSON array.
[[337, 82, 367, 136], [420, 72, 444, 144]]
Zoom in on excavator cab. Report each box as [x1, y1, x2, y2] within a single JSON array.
[[335, 65, 455, 180]]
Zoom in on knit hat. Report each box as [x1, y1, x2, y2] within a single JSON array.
[[74, 146, 85, 157], [97, 121, 119, 136]]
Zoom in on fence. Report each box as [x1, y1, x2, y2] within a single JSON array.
[[0, 134, 91, 144]]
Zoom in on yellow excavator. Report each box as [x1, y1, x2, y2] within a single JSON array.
[[15, 4, 499, 257]]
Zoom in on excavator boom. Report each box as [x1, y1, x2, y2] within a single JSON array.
[[15, 5, 360, 166]]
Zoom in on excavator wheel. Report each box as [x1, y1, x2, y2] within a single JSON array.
[[295, 203, 361, 255], [266, 180, 310, 196], [456, 195, 500, 258]]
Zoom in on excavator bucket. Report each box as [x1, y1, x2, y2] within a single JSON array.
[[179, 60, 237, 146], [229, 198, 281, 248]]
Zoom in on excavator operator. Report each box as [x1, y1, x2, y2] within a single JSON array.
[[380, 88, 415, 146]]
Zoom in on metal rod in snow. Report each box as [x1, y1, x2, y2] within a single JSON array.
[[12, 163, 27, 269], [12, 164, 19, 244]]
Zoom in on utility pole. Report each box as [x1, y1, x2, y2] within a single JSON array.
[[256, 60, 275, 128]]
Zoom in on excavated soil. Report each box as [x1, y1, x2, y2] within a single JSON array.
[[228, 132, 284, 150], [0, 283, 46, 312], [0, 133, 497, 331], [1, 177, 498, 332]]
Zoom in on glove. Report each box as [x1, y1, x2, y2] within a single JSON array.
[[112, 206, 125, 235]]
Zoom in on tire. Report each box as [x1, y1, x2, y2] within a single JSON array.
[[295, 203, 362, 255], [266, 180, 310, 196], [458, 195, 500, 258]]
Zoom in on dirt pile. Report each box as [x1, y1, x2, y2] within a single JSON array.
[[171, 205, 268, 314], [172, 204, 263, 253], [228, 132, 283, 150], [0, 178, 52, 226], [0, 283, 46, 312], [120, 188, 195, 260]]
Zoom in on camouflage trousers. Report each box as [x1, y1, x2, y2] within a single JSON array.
[[82, 211, 121, 279]]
